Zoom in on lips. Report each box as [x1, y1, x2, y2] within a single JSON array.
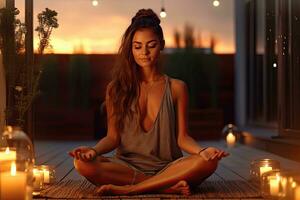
[[140, 57, 150, 61]]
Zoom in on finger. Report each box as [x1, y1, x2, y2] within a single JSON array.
[[88, 153, 94, 160], [68, 151, 75, 157], [76, 151, 82, 160], [209, 153, 219, 160], [79, 153, 86, 161], [223, 152, 230, 156], [200, 152, 209, 161]]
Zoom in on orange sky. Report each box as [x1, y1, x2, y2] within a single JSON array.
[[16, 0, 235, 54]]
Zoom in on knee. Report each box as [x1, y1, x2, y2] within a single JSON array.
[[192, 155, 218, 175], [73, 159, 97, 178]]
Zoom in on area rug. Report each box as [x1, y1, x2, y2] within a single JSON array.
[[38, 179, 261, 199]]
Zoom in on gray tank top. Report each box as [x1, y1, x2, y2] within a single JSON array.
[[115, 75, 183, 174]]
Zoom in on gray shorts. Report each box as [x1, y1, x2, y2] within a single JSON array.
[[107, 156, 187, 176]]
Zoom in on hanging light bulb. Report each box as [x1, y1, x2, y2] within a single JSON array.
[[160, 0, 167, 18], [92, 0, 99, 6], [213, 0, 220, 7], [160, 7, 167, 18]]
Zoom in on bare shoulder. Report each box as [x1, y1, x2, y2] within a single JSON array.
[[169, 78, 188, 93], [169, 77, 188, 101]]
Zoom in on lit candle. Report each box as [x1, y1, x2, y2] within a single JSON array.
[[294, 184, 300, 200], [269, 175, 280, 196], [226, 132, 236, 147], [0, 147, 16, 161], [33, 168, 43, 190], [0, 162, 27, 200], [260, 164, 273, 176], [42, 168, 50, 183]]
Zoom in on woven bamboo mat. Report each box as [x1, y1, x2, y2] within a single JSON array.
[[38, 179, 261, 199]]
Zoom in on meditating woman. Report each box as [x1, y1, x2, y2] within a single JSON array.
[[69, 8, 228, 196]]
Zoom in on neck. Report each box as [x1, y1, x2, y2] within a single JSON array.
[[138, 67, 162, 83]]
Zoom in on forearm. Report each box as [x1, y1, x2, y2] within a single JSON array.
[[92, 135, 119, 155], [178, 134, 205, 155]]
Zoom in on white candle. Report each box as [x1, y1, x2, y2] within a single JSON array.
[[226, 132, 236, 147], [0, 147, 16, 161], [269, 175, 280, 196], [42, 169, 50, 183], [0, 162, 27, 200], [33, 168, 43, 190], [294, 184, 300, 200], [260, 164, 272, 176]]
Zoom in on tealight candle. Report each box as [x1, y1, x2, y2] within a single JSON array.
[[0, 147, 16, 161], [260, 164, 273, 176], [0, 162, 27, 200], [226, 132, 236, 147]]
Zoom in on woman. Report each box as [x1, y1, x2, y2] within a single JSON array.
[[69, 8, 228, 196]]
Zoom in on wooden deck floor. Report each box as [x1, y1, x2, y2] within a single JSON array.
[[33, 140, 300, 199]]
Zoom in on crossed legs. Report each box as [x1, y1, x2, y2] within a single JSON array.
[[74, 154, 218, 195]]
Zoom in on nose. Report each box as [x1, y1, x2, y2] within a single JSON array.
[[142, 46, 150, 55]]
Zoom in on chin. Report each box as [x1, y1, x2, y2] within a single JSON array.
[[137, 62, 154, 68]]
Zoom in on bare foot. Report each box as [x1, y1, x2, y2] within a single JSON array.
[[96, 180, 191, 196], [162, 180, 191, 196], [95, 184, 132, 196]]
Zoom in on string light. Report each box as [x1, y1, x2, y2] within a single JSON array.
[[213, 0, 220, 7], [92, 0, 99, 6], [160, 0, 167, 18]]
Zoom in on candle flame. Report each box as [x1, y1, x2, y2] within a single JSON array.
[[8, 126, 13, 132], [292, 181, 297, 188], [5, 147, 10, 154], [10, 162, 16, 176]]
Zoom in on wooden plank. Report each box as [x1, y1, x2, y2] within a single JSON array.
[[34, 141, 63, 158]]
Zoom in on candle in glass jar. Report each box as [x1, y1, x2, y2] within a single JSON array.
[[226, 132, 236, 147], [42, 168, 50, 183], [260, 164, 272, 176], [33, 168, 43, 190], [0, 162, 27, 200], [269, 175, 280, 196], [0, 147, 16, 161]]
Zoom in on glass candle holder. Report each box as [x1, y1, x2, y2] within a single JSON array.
[[33, 166, 44, 193], [284, 174, 300, 200], [250, 158, 280, 182], [0, 126, 35, 200], [222, 124, 239, 148], [39, 165, 56, 184], [261, 169, 284, 199]]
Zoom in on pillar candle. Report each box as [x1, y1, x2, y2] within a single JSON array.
[[0, 162, 27, 200], [260, 165, 272, 176], [33, 168, 43, 190], [0, 147, 16, 161], [226, 132, 236, 147], [269, 175, 280, 196], [42, 169, 50, 183]]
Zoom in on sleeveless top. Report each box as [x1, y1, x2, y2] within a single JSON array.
[[115, 76, 182, 174], [115, 75, 183, 175]]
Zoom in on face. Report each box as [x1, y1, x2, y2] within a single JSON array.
[[132, 28, 161, 69]]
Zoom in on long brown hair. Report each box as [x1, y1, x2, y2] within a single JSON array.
[[108, 9, 165, 133]]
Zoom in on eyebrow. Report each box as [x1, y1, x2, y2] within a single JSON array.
[[132, 40, 158, 44]]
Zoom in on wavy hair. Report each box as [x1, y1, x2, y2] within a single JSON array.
[[108, 9, 165, 133]]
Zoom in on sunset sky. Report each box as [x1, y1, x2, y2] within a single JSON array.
[[15, 0, 235, 54]]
